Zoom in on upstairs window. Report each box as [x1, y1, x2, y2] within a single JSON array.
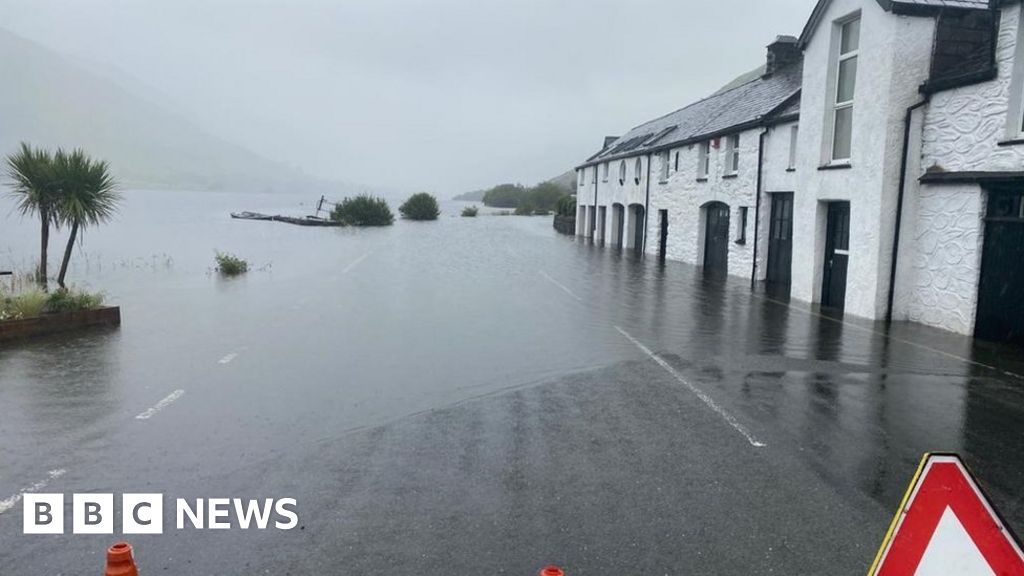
[[578, 170, 584, 187], [634, 157, 642, 184], [660, 151, 670, 181], [697, 142, 710, 179], [831, 17, 859, 162], [602, 162, 609, 182], [619, 160, 626, 185], [725, 134, 740, 175], [788, 125, 799, 170], [674, 150, 680, 172]]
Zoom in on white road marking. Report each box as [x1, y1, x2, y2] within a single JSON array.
[[539, 271, 583, 302], [0, 469, 67, 515], [615, 326, 767, 448], [342, 252, 372, 274], [218, 352, 238, 364], [135, 389, 186, 420]]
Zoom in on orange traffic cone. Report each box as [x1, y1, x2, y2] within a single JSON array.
[[104, 541, 138, 576], [539, 566, 564, 576]]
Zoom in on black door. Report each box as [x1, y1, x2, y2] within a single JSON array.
[[767, 193, 794, 285], [976, 189, 1024, 343], [658, 209, 669, 261], [703, 202, 730, 274], [821, 202, 850, 310], [633, 205, 645, 254], [615, 205, 625, 248]]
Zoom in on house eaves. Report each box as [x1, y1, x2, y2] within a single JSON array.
[[798, 0, 993, 48]]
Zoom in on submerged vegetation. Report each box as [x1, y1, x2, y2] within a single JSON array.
[[215, 252, 249, 276], [5, 142, 119, 290], [330, 194, 394, 226], [461, 205, 479, 217], [556, 195, 577, 217], [481, 181, 570, 214], [0, 287, 105, 321], [399, 192, 440, 221]]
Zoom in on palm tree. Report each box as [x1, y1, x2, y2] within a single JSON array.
[[53, 148, 119, 289], [5, 143, 60, 288]]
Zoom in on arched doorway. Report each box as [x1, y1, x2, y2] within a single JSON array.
[[703, 202, 730, 275], [626, 203, 645, 254], [611, 203, 625, 248]]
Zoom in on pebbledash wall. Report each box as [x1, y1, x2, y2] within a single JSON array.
[[894, 3, 1024, 334]]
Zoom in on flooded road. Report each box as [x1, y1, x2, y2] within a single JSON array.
[[1, 190, 1023, 574]]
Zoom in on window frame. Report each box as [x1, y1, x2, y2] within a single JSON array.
[[619, 160, 626, 185], [724, 134, 740, 175], [736, 206, 748, 244], [697, 141, 710, 179], [602, 162, 609, 182], [634, 157, 643, 185], [659, 151, 670, 182], [788, 125, 799, 171], [829, 16, 859, 163], [674, 150, 680, 172]]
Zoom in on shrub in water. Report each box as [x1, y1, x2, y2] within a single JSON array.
[[215, 252, 249, 276], [399, 193, 440, 221], [330, 194, 394, 226], [514, 202, 536, 216], [46, 288, 104, 313], [461, 205, 479, 217], [556, 195, 576, 217]]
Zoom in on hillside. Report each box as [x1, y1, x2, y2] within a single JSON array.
[[453, 169, 576, 201], [0, 29, 321, 193]]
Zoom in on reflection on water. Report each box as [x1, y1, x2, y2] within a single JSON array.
[[0, 189, 1023, 533]]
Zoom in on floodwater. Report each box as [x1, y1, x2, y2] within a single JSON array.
[[1, 189, 1023, 574]]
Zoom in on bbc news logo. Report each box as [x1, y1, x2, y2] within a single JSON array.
[[23, 494, 298, 534]]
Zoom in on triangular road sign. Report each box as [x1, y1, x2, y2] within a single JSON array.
[[868, 453, 1024, 575]]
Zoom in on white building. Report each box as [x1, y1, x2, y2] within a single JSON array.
[[575, 0, 1024, 345]]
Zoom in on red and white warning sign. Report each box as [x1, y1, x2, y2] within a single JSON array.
[[869, 453, 1024, 575]]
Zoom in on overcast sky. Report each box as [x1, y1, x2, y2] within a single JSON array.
[[0, 0, 813, 194]]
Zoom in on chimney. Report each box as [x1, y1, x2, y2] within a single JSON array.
[[764, 35, 800, 77]]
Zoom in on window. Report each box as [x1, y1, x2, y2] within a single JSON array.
[[619, 160, 626, 185], [634, 157, 642, 184], [725, 134, 740, 175], [830, 17, 859, 162], [788, 125, 799, 170], [578, 170, 584, 187], [659, 151, 670, 181], [736, 206, 748, 244], [674, 150, 680, 172], [602, 162, 609, 182], [697, 142, 710, 179]]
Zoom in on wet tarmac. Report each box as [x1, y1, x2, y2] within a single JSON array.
[[1, 190, 1023, 574]]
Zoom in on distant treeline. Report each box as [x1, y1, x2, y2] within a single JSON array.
[[479, 181, 570, 213]]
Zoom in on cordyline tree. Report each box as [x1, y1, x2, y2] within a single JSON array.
[[6, 143, 60, 287], [5, 143, 119, 289]]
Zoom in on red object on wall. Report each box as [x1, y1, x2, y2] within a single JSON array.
[[539, 566, 565, 576], [711, 137, 721, 149]]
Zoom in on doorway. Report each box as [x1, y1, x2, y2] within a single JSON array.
[[658, 209, 669, 261], [976, 188, 1024, 343], [821, 201, 850, 310], [767, 193, 794, 286], [703, 202, 730, 274]]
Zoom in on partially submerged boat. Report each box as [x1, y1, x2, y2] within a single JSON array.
[[231, 211, 274, 221], [270, 215, 343, 227]]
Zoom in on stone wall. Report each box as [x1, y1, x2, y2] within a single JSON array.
[[553, 215, 576, 235]]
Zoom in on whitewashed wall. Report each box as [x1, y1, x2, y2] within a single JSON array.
[[792, 0, 935, 320], [921, 5, 1024, 173], [758, 120, 801, 280], [644, 126, 763, 277]]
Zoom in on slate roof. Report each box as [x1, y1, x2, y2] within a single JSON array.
[[583, 62, 802, 166]]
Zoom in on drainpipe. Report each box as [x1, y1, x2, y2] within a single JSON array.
[[592, 163, 599, 239], [643, 153, 652, 254], [751, 127, 769, 290], [886, 98, 929, 322]]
